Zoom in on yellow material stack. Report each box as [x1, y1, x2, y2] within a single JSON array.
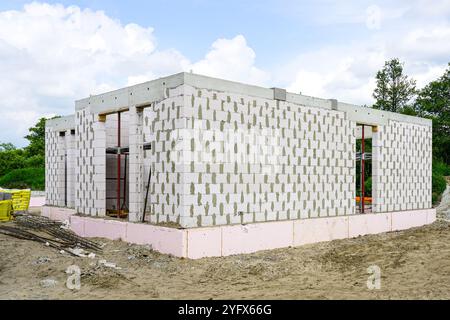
[[0, 188, 31, 212], [0, 200, 12, 222]]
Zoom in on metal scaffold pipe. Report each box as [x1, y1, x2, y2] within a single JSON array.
[[117, 111, 121, 218], [361, 125, 365, 214]]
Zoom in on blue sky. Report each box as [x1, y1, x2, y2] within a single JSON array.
[[0, 0, 371, 66], [0, 0, 449, 146]]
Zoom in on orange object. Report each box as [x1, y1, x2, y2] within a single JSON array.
[[356, 196, 372, 204]]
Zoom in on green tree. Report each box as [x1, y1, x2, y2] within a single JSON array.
[[373, 58, 417, 113], [414, 63, 450, 164], [0, 148, 26, 177], [0, 142, 16, 151], [24, 117, 46, 157], [0, 117, 53, 188]]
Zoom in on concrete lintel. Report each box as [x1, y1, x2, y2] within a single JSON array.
[[286, 93, 334, 110], [75, 72, 185, 114], [184, 73, 335, 110], [183, 72, 273, 99], [184, 73, 431, 127], [74, 72, 431, 127], [46, 115, 75, 131], [338, 102, 432, 127]]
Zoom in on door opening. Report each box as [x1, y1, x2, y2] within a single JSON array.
[[356, 124, 373, 214]]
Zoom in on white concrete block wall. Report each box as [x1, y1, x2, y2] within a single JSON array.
[[75, 108, 106, 216], [54, 134, 67, 207], [66, 131, 76, 208], [142, 90, 186, 226], [45, 128, 60, 206], [50, 74, 431, 230], [138, 84, 355, 228], [45, 126, 76, 208], [128, 106, 144, 222], [372, 120, 432, 212], [174, 85, 356, 228]]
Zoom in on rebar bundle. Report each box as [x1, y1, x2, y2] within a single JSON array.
[[0, 214, 102, 254]]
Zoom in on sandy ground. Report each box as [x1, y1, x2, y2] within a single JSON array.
[[1, 191, 450, 300]]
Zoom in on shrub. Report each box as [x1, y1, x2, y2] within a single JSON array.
[[432, 160, 449, 204], [0, 149, 26, 177], [24, 154, 44, 168], [434, 160, 450, 176], [0, 167, 45, 190]]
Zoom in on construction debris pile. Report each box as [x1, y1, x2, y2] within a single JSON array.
[[0, 214, 102, 256]]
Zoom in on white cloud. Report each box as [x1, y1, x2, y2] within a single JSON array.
[[0, 3, 265, 146], [280, 1, 450, 105], [409, 0, 450, 17], [281, 43, 386, 104], [125, 36, 271, 87], [396, 25, 450, 62], [410, 63, 448, 89], [189, 35, 270, 86], [0, 1, 448, 146], [0, 2, 165, 146], [282, 33, 449, 106]]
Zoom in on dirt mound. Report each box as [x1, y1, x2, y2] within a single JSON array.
[[1, 220, 450, 299], [82, 266, 128, 289], [201, 256, 294, 283]]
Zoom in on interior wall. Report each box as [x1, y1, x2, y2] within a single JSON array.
[[45, 129, 65, 207], [106, 112, 130, 148], [75, 108, 106, 216], [66, 131, 76, 208], [45, 128, 76, 208]]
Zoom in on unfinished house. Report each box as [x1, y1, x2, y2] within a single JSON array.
[[43, 72, 435, 258]]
